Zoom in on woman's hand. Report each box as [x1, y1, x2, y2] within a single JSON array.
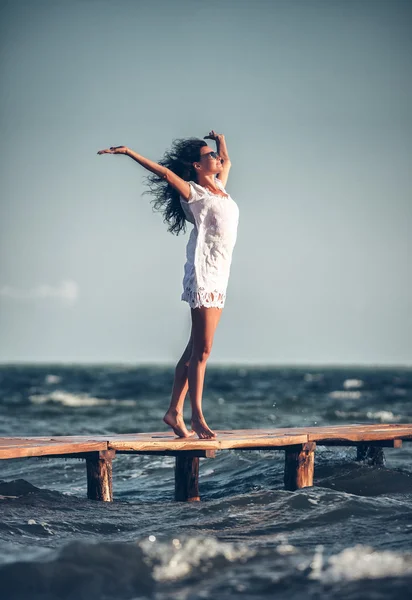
[[204, 130, 229, 162], [203, 130, 224, 143], [97, 146, 128, 155]]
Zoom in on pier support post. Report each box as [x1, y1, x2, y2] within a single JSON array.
[[86, 450, 116, 501], [175, 454, 200, 502], [284, 442, 316, 491], [356, 444, 385, 466]]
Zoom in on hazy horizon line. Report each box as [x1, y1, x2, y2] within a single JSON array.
[[0, 361, 410, 369]]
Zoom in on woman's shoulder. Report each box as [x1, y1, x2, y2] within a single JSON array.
[[180, 181, 208, 204], [189, 180, 207, 193]]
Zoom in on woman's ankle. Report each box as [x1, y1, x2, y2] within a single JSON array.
[[191, 414, 205, 423], [166, 407, 182, 416]]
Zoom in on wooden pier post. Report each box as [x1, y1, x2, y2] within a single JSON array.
[[284, 442, 316, 491], [86, 450, 116, 501], [175, 454, 200, 502]]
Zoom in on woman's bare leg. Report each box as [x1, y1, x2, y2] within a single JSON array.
[[163, 331, 195, 437], [188, 306, 223, 439]]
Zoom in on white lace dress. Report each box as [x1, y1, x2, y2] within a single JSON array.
[[180, 178, 239, 309]]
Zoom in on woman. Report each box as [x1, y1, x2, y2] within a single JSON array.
[[97, 131, 239, 439]]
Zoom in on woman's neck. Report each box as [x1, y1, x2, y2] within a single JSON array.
[[196, 174, 218, 190]]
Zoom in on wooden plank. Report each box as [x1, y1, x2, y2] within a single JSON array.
[[0, 437, 107, 445], [86, 450, 115, 501], [218, 434, 309, 449], [284, 442, 316, 491], [307, 424, 412, 443], [108, 432, 308, 452], [175, 455, 200, 502], [303, 424, 411, 433], [0, 441, 108, 460]]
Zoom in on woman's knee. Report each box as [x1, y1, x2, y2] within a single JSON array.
[[190, 342, 213, 363], [189, 307, 219, 362]]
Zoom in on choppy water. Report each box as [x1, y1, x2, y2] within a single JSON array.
[[1, 364, 412, 600]]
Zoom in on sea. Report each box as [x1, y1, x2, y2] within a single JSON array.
[[0, 364, 412, 600]]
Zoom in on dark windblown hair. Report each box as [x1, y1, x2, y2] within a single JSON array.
[[142, 137, 207, 235]]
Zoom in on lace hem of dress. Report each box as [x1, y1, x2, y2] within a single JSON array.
[[181, 286, 226, 309]]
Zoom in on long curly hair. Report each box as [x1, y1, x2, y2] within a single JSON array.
[[142, 137, 207, 235]]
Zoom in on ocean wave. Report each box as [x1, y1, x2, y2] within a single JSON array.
[[343, 379, 364, 389], [334, 410, 403, 422], [0, 541, 154, 600], [140, 535, 254, 581], [0, 536, 254, 599], [329, 391, 362, 399], [45, 374, 62, 385], [309, 544, 412, 582], [28, 390, 136, 407]]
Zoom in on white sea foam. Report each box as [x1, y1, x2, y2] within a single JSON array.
[[343, 379, 364, 389], [202, 468, 215, 476], [27, 519, 54, 535], [366, 410, 400, 422], [329, 390, 362, 399], [29, 390, 136, 407], [334, 410, 401, 422], [140, 536, 254, 581], [309, 544, 412, 582], [276, 543, 297, 555], [45, 374, 62, 385]]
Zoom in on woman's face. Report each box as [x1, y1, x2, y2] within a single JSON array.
[[194, 146, 223, 175]]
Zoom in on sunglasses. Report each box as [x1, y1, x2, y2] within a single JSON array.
[[201, 151, 220, 160]]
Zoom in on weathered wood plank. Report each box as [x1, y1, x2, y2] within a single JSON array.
[[0, 441, 107, 460], [86, 450, 115, 501], [0, 436, 109, 443], [108, 433, 308, 452], [284, 442, 316, 491], [175, 454, 200, 502], [308, 425, 412, 443]]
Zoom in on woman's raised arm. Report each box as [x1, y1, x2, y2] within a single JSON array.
[[204, 131, 232, 187], [97, 145, 191, 200]]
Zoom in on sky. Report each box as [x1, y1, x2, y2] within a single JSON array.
[[0, 0, 411, 365]]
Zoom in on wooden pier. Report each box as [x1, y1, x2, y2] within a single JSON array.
[[1, 424, 411, 502]]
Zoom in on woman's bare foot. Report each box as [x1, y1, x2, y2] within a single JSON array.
[[163, 409, 195, 438], [191, 416, 216, 439]]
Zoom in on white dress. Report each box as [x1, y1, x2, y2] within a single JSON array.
[[179, 178, 239, 309]]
